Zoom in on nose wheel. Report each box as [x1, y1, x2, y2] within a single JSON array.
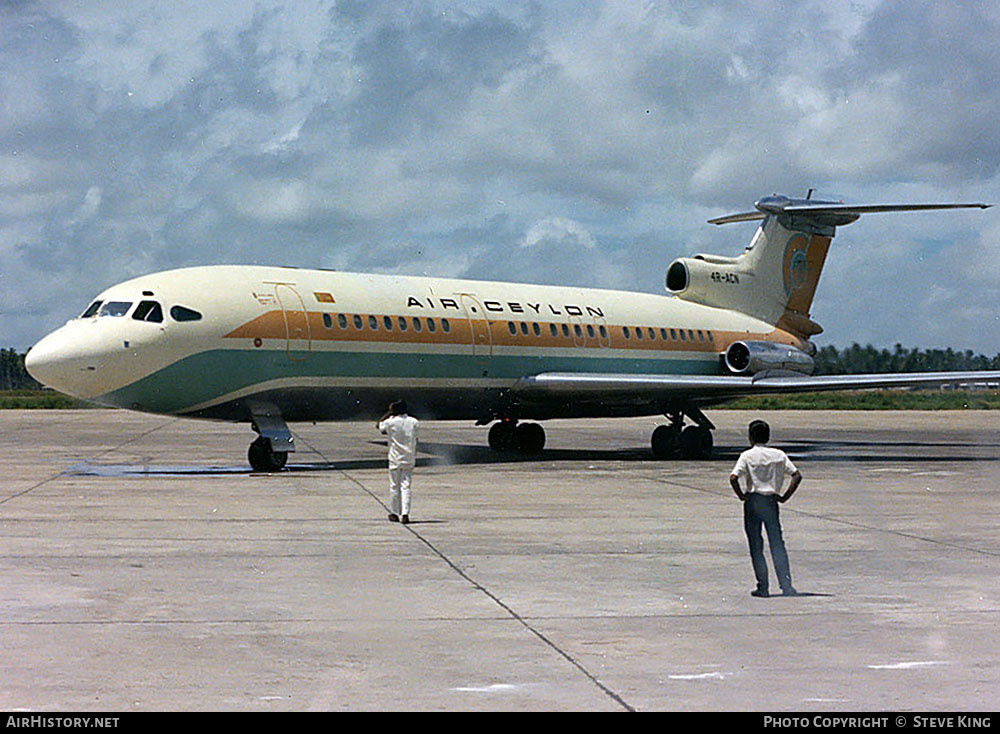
[[246, 401, 294, 472], [248, 436, 288, 472]]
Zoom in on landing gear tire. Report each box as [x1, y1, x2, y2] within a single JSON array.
[[248, 436, 288, 472], [514, 422, 546, 454], [651, 423, 681, 459], [679, 425, 713, 460], [488, 420, 545, 454], [488, 420, 517, 451]]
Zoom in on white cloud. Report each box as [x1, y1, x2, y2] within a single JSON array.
[[2, 0, 999, 355], [521, 216, 596, 250]]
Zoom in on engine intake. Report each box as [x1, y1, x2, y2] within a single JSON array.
[[665, 255, 748, 312], [725, 340, 814, 376]]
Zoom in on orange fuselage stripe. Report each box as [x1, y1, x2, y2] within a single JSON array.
[[223, 310, 800, 353]]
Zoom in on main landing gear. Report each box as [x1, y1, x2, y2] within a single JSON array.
[[487, 418, 546, 455], [651, 410, 714, 460], [484, 410, 714, 460]]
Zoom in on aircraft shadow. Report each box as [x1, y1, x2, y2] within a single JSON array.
[[66, 437, 998, 477]]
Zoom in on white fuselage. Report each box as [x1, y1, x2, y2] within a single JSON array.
[[26, 265, 797, 422]]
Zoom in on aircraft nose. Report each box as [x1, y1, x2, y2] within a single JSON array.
[[24, 327, 90, 397], [26, 331, 64, 389]]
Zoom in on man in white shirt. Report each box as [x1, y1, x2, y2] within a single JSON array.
[[377, 400, 419, 524], [729, 420, 802, 597]]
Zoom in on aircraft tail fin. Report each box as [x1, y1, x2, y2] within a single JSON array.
[[666, 195, 990, 340]]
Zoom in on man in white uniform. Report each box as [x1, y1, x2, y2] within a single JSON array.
[[377, 400, 419, 524], [729, 420, 802, 597]]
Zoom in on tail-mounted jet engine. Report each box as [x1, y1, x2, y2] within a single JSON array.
[[725, 340, 814, 376], [665, 255, 748, 313]]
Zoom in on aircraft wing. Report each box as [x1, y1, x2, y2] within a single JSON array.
[[511, 370, 1000, 406]]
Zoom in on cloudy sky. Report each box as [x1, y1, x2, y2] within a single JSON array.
[[2, 0, 999, 353]]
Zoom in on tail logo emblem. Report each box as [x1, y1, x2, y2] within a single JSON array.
[[783, 234, 810, 297]]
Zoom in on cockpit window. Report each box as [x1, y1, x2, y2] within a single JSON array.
[[170, 305, 202, 322], [132, 300, 163, 323], [98, 301, 133, 317], [80, 300, 103, 318]]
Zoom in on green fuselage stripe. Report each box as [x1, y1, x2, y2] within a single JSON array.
[[99, 347, 721, 415]]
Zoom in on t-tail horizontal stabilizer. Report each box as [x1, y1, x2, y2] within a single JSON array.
[[708, 196, 991, 226]]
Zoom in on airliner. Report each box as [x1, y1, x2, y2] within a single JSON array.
[[25, 194, 997, 471]]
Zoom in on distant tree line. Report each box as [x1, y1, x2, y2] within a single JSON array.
[[1, 348, 41, 390], [813, 343, 1000, 375], [2, 343, 999, 391]]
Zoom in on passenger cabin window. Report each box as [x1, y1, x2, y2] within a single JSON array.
[[169, 305, 202, 322], [132, 301, 163, 323], [81, 300, 103, 318], [99, 301, 132, 318]]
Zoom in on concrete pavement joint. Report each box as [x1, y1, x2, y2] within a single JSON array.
[[647, 474, 1000, 558], [294, 429, 637, 713], [0, 417, 178, 507]]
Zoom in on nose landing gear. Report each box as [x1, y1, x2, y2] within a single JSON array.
[[247, 401, 295, 472], [248, 435, 289, 472]]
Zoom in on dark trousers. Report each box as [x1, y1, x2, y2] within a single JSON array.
[[743, 493, 793, 592]]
